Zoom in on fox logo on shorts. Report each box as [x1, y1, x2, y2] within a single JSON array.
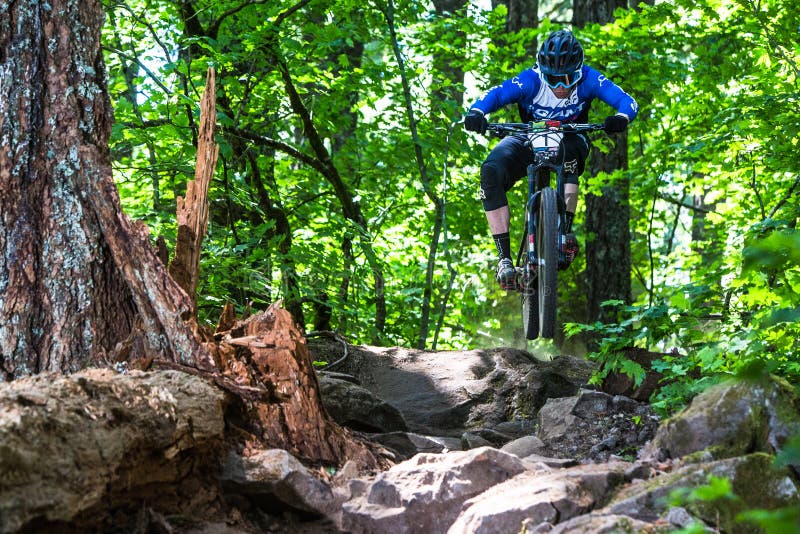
[[563, 159, 578, 174]]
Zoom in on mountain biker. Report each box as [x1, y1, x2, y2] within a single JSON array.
[[464, 29, 638, 288]]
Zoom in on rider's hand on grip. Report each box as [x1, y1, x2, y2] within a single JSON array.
[[464, 109, 488, 134], [603, 114, 628, 133]]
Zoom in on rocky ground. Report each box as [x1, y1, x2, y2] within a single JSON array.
[[309, 338, 658, 463], [1, 339, 798, 533]]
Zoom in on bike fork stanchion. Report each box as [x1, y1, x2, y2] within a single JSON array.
[[526, 164, 537, 266], [556, 174, 567, 267], [520, 163, 540, 340]]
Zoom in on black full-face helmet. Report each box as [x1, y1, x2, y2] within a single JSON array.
[[537, 30, 584, 88]]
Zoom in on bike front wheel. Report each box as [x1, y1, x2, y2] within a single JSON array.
[[536, 187, 559, 338]]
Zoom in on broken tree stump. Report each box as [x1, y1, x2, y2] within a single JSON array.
[[215, 303, 379, 468], [169, 67, 219, 313]]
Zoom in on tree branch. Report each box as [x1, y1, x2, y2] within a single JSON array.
[[221, 126, 329, 176], [120, 119, 175, 128], [768, 174, 800, 220], [102, 46, 173, 96], [273, 0, 315, 27], [658, 193, 716, 214], [208, 0, 270, 39]]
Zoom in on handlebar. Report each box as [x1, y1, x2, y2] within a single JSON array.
[[485, 120, 605, 137]]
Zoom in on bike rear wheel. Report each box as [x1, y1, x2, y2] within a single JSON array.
[[536, 187, 559, 338]]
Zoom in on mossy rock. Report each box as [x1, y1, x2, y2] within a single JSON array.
[[606, 453, 799, 533], [690, 453, 799, 533], [642, 375, 800, 463]]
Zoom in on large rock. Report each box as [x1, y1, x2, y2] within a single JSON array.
[[310, 343, 595, 438], [642, 376, 800, 463], [340, 447, 526, 533], [368, 431, 460, 460], [606, 453, 799, 531], [449, 462, 629, 534], [219, 449, 338, 516], [0, 369, 227, 533], [318, 374, 407, 433]]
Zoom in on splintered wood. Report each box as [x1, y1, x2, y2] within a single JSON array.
[[215, 304, 379, 468], [169, 68, 219, 313]]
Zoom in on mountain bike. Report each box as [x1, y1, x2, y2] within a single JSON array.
[[486, 121, 605, 340]]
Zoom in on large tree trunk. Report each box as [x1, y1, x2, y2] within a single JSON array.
[[573, 0, 632, 325], [0, 0, 211, 378], [583, 146, 632, 322], [492, 0, 539, 57], [0, 0, 377, 473]]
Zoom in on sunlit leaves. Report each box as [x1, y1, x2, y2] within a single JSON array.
[[100, 0, 799, 375]]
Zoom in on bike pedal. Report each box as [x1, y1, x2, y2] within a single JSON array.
[[499, 280, 518, 291]]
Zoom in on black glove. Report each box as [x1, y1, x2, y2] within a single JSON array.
[[464, 109, 488, 134], [604, 114, 629, 133]]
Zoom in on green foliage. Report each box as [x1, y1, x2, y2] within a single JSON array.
[[100, 0, 799, 405], [669, 475, 737, 507], [561, 0, 800, 414]]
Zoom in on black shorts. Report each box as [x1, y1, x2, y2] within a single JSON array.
[[479, 133, 590, 211]]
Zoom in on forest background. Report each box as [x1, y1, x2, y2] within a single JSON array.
[[102, 0, 798, 414]]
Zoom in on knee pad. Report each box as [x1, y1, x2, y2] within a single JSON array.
[[480, 161, 508, 211], [561, 134, 588, 185], [563, 169, 582, 185]]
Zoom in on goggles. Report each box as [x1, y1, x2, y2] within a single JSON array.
[[544, 69, 582, 89]]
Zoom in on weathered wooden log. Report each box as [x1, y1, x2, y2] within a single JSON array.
[[0, 369, 228, 533]]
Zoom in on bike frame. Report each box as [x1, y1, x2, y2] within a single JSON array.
[[523, 140, 569, 273], [485, 120, 605, 339]]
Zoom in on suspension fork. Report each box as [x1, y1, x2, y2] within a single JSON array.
[[525, 163, 539, 265], [525, 161, 565, 264], [555, 169, 568, 236]]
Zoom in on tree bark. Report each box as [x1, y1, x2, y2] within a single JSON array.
[[213, 304, 378, 466], [0, 0, 212, 378]]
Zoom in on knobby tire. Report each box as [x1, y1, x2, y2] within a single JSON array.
[[537, 187, 558, 338]]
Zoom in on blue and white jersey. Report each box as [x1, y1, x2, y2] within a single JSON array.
[[470, 65, 638, 124]]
